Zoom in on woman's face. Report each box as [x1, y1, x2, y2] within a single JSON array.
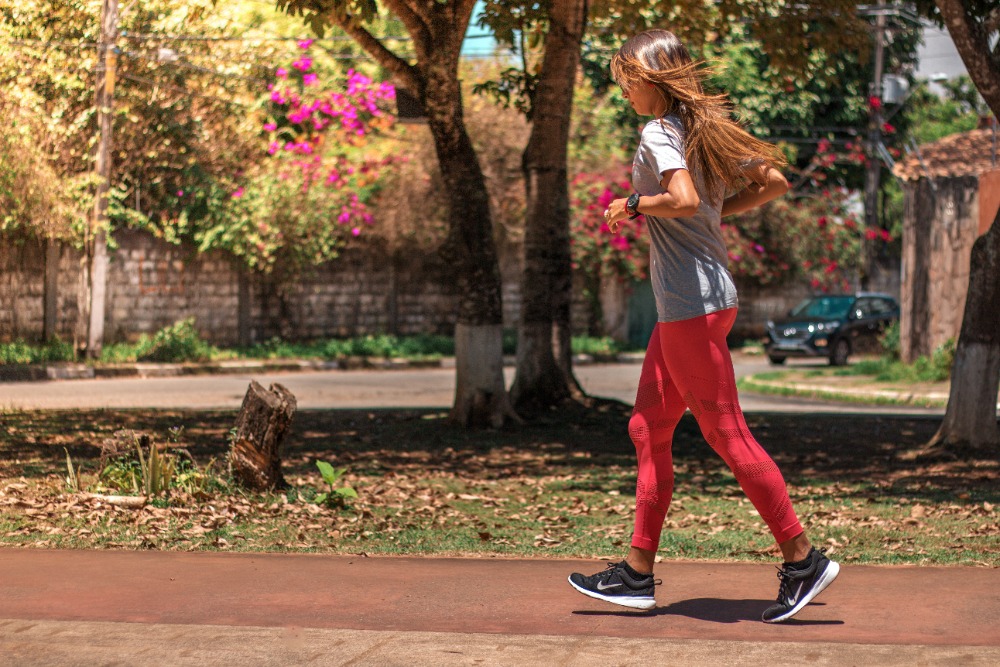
[[621, 80, 664, 117]]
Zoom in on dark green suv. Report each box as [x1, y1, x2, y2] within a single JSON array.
[[764, 293, 899, 366]]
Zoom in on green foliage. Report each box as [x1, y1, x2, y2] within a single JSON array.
[[135, 441, 177, 498], [314, 460, 357, 508], [903, 79, 984, 146], [0, 339, 75, 365], [97, 428, 228, 498], [138, 318, 218, 363], [880, 321, 901, 360], [838, 338, 956, 383], [570, 336, 635, 356]]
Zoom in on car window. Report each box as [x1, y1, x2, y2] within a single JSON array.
[[789, 296, 854, 319], [869, 298, 892, 314], [853, 298, 873, 319]]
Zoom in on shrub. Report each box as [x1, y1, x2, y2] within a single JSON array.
[[137, 319, 216, 363]]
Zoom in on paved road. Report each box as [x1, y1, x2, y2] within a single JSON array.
[[0, 355, 942, 414]]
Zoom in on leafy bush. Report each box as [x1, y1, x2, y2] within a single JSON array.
[[836, 337, 955, 383], [571, 336, 630, 356], [138, 319, 216, 363], [0, 339, 74, 364], [880, 321, 901, 360]]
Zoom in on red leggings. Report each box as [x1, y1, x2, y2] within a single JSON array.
[[629, 308, 802, 551]]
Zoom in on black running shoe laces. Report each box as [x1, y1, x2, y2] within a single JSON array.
[[762, 547, 840, 623], [568, 561, 659, 610]]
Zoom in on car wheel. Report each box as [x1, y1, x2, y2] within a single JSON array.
[[767, 355, 787, 365], [830, 339, 850, 366]]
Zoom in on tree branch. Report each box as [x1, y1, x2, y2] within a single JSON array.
[[333, 16, 422, 95], [935, 0, 1000, 116], [383, 0, 432, 59]]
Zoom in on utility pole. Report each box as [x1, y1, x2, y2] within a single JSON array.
[[862, 0, 887, 291], [86, 0, 119, 358]]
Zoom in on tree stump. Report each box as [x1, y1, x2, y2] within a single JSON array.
[[229, 381, 297, 491]]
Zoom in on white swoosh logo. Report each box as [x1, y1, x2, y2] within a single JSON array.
[[787, 581, 805, 606], [596, 581, 622, 591]]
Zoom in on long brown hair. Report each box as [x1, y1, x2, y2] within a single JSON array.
[[610, 29, 786, 194]]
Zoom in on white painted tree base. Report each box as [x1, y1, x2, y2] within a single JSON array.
[[932, 341, 1000, 448], [451, 323, 519, 428]]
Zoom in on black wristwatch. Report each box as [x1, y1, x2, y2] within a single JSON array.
[[626, 192, 641, 219]]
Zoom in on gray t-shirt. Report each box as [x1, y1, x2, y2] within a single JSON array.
[[632, 115, 738, 322]]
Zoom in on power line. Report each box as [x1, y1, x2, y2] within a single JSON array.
[[120, 31, 410, 43], [122, 73, 255, 107], [121, 49, 269, 84]]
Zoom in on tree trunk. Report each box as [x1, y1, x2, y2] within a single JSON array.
[[229, 381, 297, 491], [421, 36, 515, 428], [929, 0, 1000, 454], [511, 0, 589, 413], [927, 214, 1000, 452]]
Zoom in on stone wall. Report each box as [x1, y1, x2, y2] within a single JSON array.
[[2, 228, 897, 347], [0, 230, 529, 345]]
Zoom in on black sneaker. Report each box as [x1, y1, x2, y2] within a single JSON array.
[[762, 547, 840, 623], [568, 561, 658, 610]]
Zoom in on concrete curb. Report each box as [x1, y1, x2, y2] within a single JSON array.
[[0, 352, 646, 383]]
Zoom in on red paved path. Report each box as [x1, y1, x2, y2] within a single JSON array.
[[2, 549, 998, 648]]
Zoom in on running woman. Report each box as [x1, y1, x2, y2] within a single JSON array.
[[567, 29, 839, 624]]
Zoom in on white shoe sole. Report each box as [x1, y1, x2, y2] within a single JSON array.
[[567, 576, 656, 610], [763, 560, 841, 623]]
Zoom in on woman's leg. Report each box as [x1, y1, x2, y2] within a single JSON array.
[[625, 324, 689, 573], [658, 309, 806, 551]]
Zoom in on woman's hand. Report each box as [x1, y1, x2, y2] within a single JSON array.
[[603, 198, 630, 233], [721, 165, 789, 217]]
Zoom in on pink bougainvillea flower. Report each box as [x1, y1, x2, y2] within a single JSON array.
[[176, 190, 184, 197], [270, 90, 286, 104], [292, 57, 313, 71], [298, 38, 314, 50], [351, 227, 361, 236], [303, 73, 318, 87], [276, 67, 288, 79], [232, 187, 245, 199], [263, 122, 277, 132]]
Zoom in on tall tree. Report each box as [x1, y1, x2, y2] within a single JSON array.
[[508, 0, 590, 412], [278, 0, 516, 427], [921, 0, 1000, 450]]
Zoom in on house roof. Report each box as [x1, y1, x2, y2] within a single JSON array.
[[893, 128, 1000, 181]]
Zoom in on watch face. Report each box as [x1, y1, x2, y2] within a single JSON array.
[[627, 193, 640, 213]]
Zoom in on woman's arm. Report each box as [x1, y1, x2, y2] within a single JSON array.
[[721, 164, 789, 217], [605, 168, 699, 232]]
